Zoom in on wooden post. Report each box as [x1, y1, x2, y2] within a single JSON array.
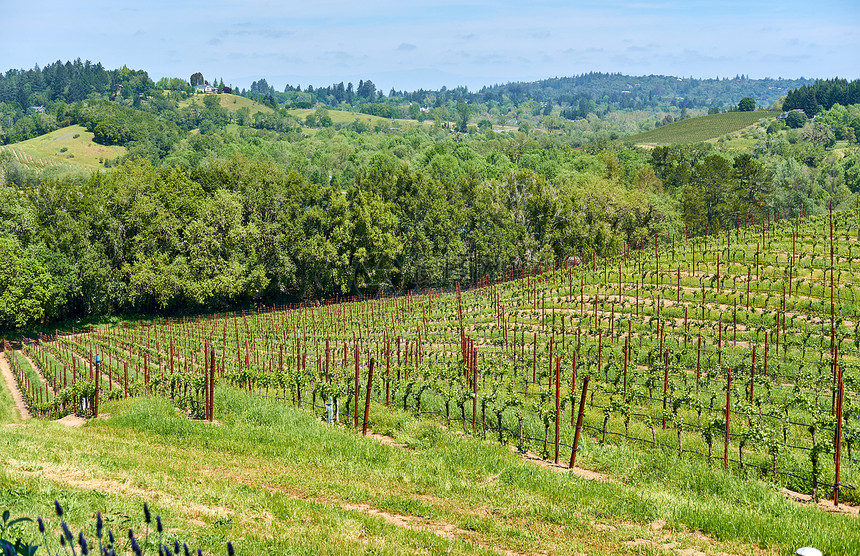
[[662, 349, 669, 429], [571, 351, 577, 427], [749, 345, 756, 404], [834, 367, 844, 506], [724, 371, 732, 469], [569, 375, 590, 468], [622, 336, 628, 395], [353, 344, 360, 428], [93, 357, 100, 418], [362, 358, 375, 435], [471, 348, 478, 434], [554, 357, 561, 464], [385, 339, 390, 407], [209, 346, 216, 421]]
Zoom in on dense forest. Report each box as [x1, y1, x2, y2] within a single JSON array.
[[0, 61, 858, 329]]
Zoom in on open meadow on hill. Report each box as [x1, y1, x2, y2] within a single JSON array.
[[0, 124, 125, 169]]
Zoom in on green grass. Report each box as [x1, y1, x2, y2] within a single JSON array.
[[180, 93, 274, 114], [0, 125, 126, 169], [287, 108, 382, 125], [285, 108, 420, 129], [0, 388, 855, 555], [624, 111, 777, 146], [0, 364, 22, 425]]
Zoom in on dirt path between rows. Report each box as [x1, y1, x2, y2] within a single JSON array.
[[782, 488, 859, 517], [0, 353, 31, 421]]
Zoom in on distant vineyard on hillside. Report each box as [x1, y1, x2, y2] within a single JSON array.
[[624, 111, 776, 145]]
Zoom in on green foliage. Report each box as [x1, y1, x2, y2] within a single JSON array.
[[785, 110, 808, 129], [0, 238, 56, 329], [737, 97, 756, 112]]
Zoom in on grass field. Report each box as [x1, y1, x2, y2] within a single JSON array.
[[0, 125, 126, 169], [1, 387, 855, 555], [180, 93, 274, 114], [285, 107, 420, 129], [624, 111, 777, 146]]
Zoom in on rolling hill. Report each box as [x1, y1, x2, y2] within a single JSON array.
[[623, 110, 777, 146], [0, 124, 126, 169], [180, 93, 275, 114]]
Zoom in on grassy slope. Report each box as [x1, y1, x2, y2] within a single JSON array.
[[0, 360, 21, 425], [624, 110, 776, 145], [0, 125, 125, 169], [285, 108, 416, 128], [0, 388, 855, 555], [180, 93, 274, 114]]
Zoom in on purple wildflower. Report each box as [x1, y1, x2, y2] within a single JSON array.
[[61, 521, 73, 543]]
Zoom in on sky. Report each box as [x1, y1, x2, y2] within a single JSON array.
[[2, 1, 858, 93]]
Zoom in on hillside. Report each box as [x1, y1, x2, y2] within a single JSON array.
[[623, 110, 777, 146], [0, 124, 125, 169], [286, 107, 417, 128], [180, 92, 274, 114], [2, 207, 860, 554]]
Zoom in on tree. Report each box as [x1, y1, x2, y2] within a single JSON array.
[[738, 97, 755, 112], [455, 102, 471, 133], [785, 110, 808, 129], [357, 80, 377, 103], [0, 238, 56, 328], [202, 94, 220, 110], [190, 72, 204, 87]]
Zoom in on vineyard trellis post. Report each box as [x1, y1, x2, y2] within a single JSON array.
[[362, 358, 375, 436], [569, 375, 590, 469], [209, 345, 215, 422], [94, 354, 100, 418], [834, 366, 844, 506], [554, 356, 561, 464], [724, 370, 732, 470], [353, 344, 360, 429]]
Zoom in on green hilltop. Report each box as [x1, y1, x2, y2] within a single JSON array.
[[0, 124, 125, 169]]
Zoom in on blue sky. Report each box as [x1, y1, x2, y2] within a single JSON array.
[[2, 1, 858, 92]]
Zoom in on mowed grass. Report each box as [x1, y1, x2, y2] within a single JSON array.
[[0, 125, 126, 169], [0, 366, 21, 425], [180, 93, 274, 114], [0, 386, 855, 555], [624, 110, 777, 145]]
